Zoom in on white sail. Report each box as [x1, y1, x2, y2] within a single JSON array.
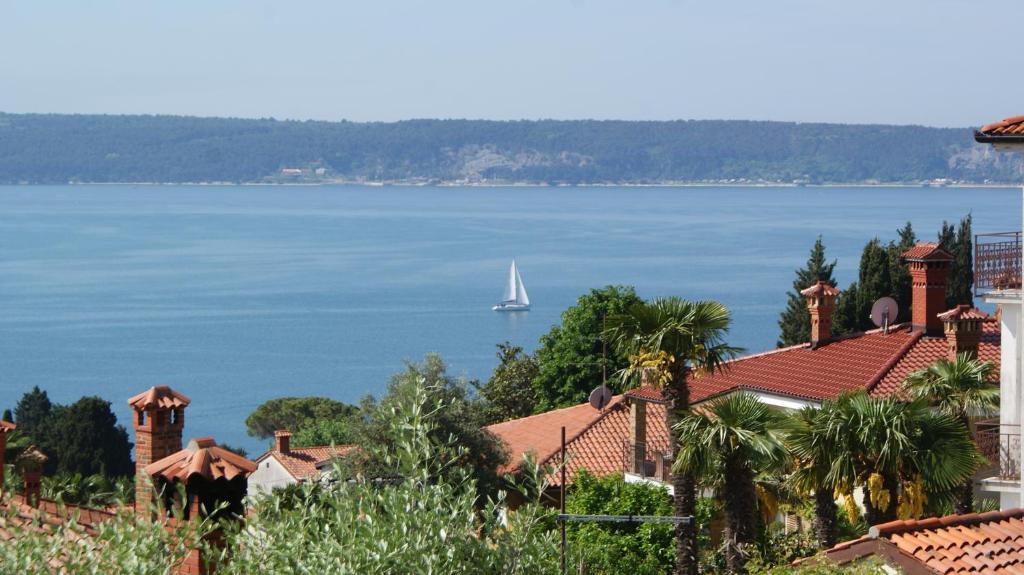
[[503, 261, 518, 302], [514, 264, 530, 305]]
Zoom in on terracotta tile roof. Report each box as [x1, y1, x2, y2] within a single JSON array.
[[937, 305, 989, 322], [800, 281, 841, 297], [871, 319, 999, 397], [0, 495, 120, 571], [902, 242, 953, 262], [255, 444, 359, 481], [145, 437, 257, 483], [127, 386, 191, 410], [824, 508, 1024, 574], [548, 401, 670, 486], [487, 399, 617, 475], [979, 116, 1024, 137]]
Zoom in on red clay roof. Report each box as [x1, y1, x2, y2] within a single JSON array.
[[980, 116, 1024, 136], [145, 437, 257, 483], [487, 399, 617, 475], [937, 305, 989, 322], [902, 243, 953, 262], [825, 508, 1024, 574], [127, 386, 191, 411], [256, 444, 359, 481], [800, 281, 841, 297]]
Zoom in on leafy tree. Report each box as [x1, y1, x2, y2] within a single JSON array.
[[533, 286, 643, 411], [777, 236, 838, 347], [476, 342, 540, 424], [566, 469, 675, 574], [245, 396, 357, 439], [44, 396, 133, 478], [605, 298, 741, 575], [356, 354, 508, 499], [903, 353, 997, 513], [675, 393, 791, 573], [13, 386, 52, 442], [291, 418, 359, 448]]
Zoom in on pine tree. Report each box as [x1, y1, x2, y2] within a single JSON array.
[[1, 409, 12, 422], [777, 237, 837, 347], [14, 386, 52, 443], [853, 239, 893, 331]]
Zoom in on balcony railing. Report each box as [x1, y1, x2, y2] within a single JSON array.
[[975, 232, 1022, 296], [622, 440, 672, 483], [974, 419, 1021, 480]]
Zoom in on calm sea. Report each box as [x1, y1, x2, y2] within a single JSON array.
[[0, 185, 1019, 453]]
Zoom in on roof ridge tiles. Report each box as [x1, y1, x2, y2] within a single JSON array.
[[869, 509, 1024, 539]]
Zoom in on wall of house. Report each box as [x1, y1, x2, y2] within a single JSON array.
[[247, 455, 296, 496], [982, 294, 1022, 509]]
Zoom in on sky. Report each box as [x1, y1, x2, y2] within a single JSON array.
[[0, 0, 1020, 127]]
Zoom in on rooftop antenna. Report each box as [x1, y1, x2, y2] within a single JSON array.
[[870, 297, 899, 335]]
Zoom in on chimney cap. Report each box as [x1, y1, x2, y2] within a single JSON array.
[[127, 386, 191, 411], [800, 281, 841, 298], [15, 446, 48, 470], [274, 429, 293, 438], [901, 242, 953, 262], [938, 305, 989, 322], [0, 421, 15, 434]]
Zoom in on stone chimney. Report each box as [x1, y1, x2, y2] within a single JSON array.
[[902, 243, 953, 336], [800, 281, 840, 348], [127, 386, 190, 515], [938, 305, 987, 360], [16, 447, 47, 508], [628, 399, 646, 474], [0, 421, 14, 498], [275, 430, 292, 455]]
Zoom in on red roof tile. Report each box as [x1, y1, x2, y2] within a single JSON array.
[[825, 508, 1024, 574], [980, 116, 1024, 136], [145, 437, 257, 483], [937, 305, 989, 322], [256, 444, 359, 481], [127, 386, 191, 410], [487, 399, 617, 475], [902, 243, 953, 262], [800, 281, 841, 297]]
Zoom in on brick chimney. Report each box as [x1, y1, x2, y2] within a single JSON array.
[[274, 430, 292, 455], [0, 421, 14, 499], [902, 243, 953, 336], [16, 447, 47, 508], [938, 305, 987, 360], [628, 399, 646, 474], [127, 386, 190, 515], [800, 281, 840, 348]]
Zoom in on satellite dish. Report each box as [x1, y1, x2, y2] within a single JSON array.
[[870, 297, 899, 333], [589, 385, 612, 411]]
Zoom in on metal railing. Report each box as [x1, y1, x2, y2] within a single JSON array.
[[975, 232, 1022, 296], [622, 440, 672, 482], [975, 419, 1021, 480]]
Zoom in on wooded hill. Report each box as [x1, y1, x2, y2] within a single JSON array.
[[0, 113, 1019, 185]]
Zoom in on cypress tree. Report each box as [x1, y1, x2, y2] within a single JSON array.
[[853, 239, 893, 332], [944, 214, 974, 308], [833, 281, 860, 336], [777, 236, 838, 347], [1, 409, 12, 422], [888, 222, 916, 324]]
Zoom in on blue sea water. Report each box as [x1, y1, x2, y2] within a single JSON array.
[[0, 184, 1019, 453]]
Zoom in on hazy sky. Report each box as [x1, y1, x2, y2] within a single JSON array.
[[0, 0, 1020, 127]]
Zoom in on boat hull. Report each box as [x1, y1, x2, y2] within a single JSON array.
[[492, 303, 530, 312]]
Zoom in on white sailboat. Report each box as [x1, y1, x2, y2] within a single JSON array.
[[492, 260, 531, 311]]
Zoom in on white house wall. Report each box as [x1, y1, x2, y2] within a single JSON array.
[[248, 455, 297, 496]]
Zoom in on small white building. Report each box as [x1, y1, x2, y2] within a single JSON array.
[[247, 430, 356, 496]]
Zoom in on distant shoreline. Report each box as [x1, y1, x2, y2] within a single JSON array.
[[3, 181, 1021, 189]]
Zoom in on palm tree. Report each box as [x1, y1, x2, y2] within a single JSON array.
[[787, 404, 840, 549], [819, 391, 980, 525], [674, 393, 790, 574], [903, 353, 998, 513], [605, 297, 741, 575]]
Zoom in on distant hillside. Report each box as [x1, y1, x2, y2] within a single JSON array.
[[0, 113, 1020, 185]]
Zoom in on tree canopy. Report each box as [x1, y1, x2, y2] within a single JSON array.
[[475, 342, 540, 425], [777, 236, 838, 347], [245, 396, 358, 440]]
